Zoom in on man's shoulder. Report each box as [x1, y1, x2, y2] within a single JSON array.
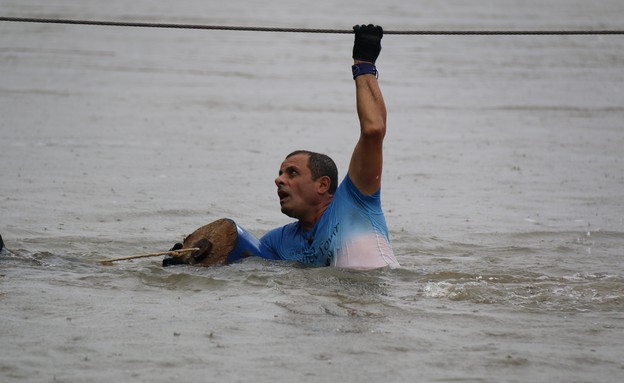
[[336, 174, 381, 203], [261, 221, 300, 241]]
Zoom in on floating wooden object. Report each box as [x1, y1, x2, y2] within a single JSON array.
[[162, 218, 239, 267]]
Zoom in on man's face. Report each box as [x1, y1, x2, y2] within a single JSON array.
[[275, 153, 320, 219]]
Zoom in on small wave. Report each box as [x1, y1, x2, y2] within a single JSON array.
[[396, 269, 624, 312], [3, 236, 622, 314]]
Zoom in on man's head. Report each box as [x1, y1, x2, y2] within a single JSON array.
[[286, 150, 338, 194], [275, 150, 338, 222]]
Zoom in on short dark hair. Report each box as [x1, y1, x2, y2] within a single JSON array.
[[286, 150, 338, 194]]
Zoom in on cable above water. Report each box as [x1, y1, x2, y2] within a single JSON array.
[[1, 16, 623, 35]]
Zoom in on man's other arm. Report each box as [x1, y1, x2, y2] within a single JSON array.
[[348, 24, 386, 195], [348, 70, 386, 195]]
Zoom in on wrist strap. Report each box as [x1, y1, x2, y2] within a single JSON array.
[[352, 63, 378, 79]]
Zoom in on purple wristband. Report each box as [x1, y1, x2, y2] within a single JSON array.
[[352, 63, 378, 79]]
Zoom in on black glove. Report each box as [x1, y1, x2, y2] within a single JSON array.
[[352, 24, 383, 63]]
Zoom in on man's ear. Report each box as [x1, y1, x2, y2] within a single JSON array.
[[316, 176, 331, 194]]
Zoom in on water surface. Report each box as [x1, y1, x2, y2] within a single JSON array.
[[1, 1, 623, 382]]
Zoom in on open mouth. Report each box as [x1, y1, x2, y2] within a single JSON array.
[[277, 189, 289, 202]]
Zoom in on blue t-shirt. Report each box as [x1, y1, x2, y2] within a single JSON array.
[[260, 175, 399, 269]]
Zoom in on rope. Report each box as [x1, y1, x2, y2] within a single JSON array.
[[99, 247, 200, 265], [1, 16, 623, 35]]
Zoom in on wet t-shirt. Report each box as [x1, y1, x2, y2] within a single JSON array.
[[260, 175, 399, 270]]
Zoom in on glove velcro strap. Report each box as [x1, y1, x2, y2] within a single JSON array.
[[352, 63, 378, 79]]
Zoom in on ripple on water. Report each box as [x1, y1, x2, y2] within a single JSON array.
[[3, 240, 623, 314], [392, 266, 624, 312]]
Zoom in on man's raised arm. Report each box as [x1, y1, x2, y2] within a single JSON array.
[[347, 24, 387, 196]]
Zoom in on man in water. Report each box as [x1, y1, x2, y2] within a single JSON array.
[[259, 24, 400, 270]]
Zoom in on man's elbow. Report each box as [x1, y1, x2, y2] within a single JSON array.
[[361, 120, 386, 140]]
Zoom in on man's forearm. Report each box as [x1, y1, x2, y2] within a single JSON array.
[[354, 64, 386, 139]]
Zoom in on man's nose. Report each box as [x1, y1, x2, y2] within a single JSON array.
[[275, 175, 284, 186]]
